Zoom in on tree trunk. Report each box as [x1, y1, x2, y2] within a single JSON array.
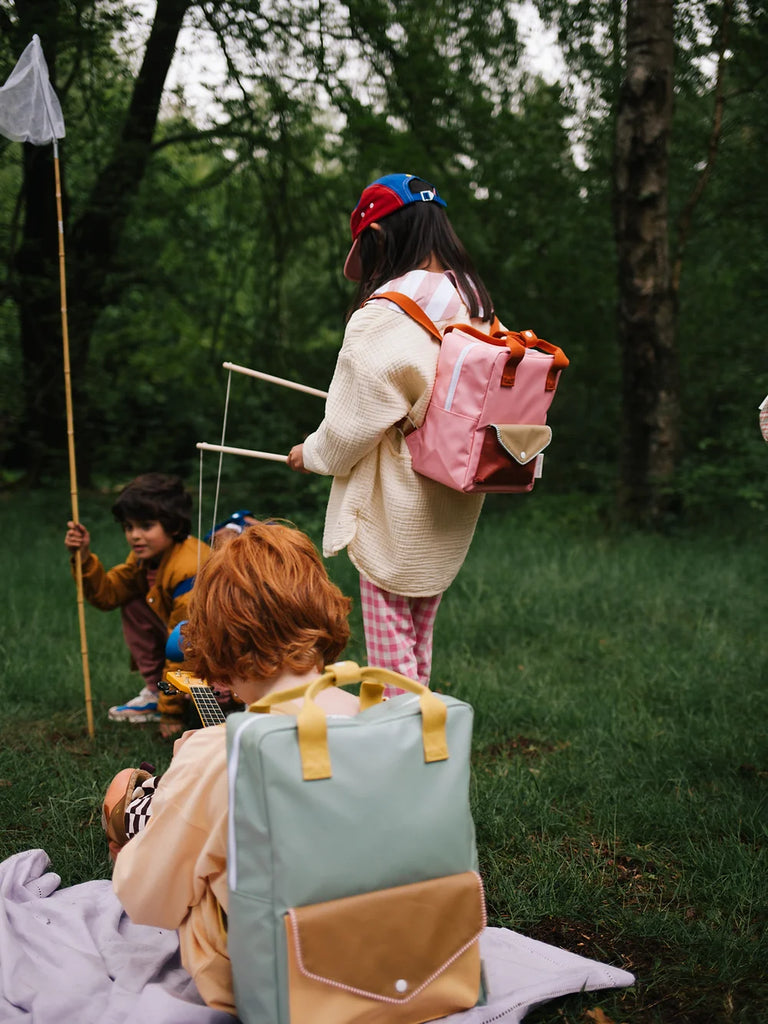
[[10, 0, 190, 481], [613, 0, 679, 526], [12, 143, 63, 480], [67, 0, 191, 351]]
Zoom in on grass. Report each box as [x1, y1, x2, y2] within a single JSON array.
[[0, 486, 766, 1022]]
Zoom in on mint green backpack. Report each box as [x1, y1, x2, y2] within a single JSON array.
[[225, 662, 485, 1024]]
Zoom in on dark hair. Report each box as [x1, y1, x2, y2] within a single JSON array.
[[111, 473, 192, 541], [351, 178, 493, 321]]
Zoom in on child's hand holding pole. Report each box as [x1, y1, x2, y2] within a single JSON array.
[[65, 521, 91, 557]]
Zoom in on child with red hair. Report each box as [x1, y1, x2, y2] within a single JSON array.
[[106, 521, 357, 1014]]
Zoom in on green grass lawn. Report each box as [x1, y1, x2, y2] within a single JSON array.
[[0, 486, 766, 1022]]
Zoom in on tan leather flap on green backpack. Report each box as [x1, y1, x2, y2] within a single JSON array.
[[284, 871, 485, 1003]]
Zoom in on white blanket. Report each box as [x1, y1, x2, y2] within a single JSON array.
[[0, 850, 633, 1023]]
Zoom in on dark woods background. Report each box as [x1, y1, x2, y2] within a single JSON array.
[[0, 0, 766, 528]]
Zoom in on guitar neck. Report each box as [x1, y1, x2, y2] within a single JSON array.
[[159, 672, 226, 728], [186, 686, 226, 727]]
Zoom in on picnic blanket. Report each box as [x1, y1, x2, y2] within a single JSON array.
[[0, 849, 634, 1023]]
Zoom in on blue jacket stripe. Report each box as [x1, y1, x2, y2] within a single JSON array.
[[172, 576, 195, 600]]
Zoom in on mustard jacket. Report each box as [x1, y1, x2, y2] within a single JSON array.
[[75, 535, 210, 634]]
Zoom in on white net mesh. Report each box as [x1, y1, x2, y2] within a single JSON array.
[[0, 34, 65, 145]]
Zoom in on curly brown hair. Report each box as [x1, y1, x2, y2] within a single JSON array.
[[182, 521, 351, 689], [111, 473, 192, 541]]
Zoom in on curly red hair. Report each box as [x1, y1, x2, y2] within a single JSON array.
[[182, 521, 351, 688]]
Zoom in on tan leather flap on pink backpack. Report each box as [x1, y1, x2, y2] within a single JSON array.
[[492, 424, 552, 465]]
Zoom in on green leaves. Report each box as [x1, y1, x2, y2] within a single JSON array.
[[1, 0, 766, 520]]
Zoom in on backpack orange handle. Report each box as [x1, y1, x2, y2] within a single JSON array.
[[369, 292, 568, 391], [490, 328, 569, 390]]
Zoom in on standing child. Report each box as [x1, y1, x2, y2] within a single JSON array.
[[64, 473, 210, 730], [287, 172, 494, 689], [107, 521, 357, 1013]]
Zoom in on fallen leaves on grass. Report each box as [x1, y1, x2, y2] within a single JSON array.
[[584, 1009, 625, 1024]]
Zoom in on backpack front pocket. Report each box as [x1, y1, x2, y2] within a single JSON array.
[[472, 423, 551, 491], [284, 870, 485, 1023]]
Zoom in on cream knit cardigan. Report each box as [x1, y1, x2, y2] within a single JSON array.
[[302, 299, 485, 596]]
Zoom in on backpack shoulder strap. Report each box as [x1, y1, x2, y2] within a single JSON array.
[[367, 291, 443, 343]]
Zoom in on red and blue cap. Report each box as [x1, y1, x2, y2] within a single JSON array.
[[343, 173, 446, 281]]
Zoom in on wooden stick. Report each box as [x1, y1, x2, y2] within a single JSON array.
[[54, 142, 94, 739], [196, 441, 288, 463], [222, 361, 328, 399]]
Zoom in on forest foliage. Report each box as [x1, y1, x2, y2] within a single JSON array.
[[0, 0, 766, 523]]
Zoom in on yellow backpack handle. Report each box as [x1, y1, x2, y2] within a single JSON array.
[[300, 663, 449, 781], [250, 661, 450, 781], [247, 660, 363, 715]]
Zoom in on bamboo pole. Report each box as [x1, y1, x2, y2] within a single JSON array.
[[222, 362, 328, 399], [196, 441, 288, 463], [54, 140, 94, 738]]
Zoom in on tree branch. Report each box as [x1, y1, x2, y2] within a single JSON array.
[[65, 0, 192, 361]]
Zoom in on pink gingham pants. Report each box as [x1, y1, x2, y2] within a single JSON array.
[[358, 575, 443, 695]]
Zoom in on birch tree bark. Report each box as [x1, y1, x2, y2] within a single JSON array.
[[613, 0, 679, 525]]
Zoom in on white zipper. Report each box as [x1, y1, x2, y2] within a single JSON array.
[[445, 342, 479, 411]]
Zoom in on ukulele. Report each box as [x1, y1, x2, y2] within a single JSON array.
[[158, 669, 229, 727]]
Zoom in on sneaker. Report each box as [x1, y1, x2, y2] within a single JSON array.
[[108, 687, 161, 723]]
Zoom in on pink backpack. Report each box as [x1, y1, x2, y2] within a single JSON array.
[[376, 292, 569, 493]]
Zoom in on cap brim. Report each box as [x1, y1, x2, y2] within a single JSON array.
[[343, 237, 362, 281]]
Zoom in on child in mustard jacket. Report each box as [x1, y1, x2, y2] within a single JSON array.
[[64, 473, 210, 730]]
